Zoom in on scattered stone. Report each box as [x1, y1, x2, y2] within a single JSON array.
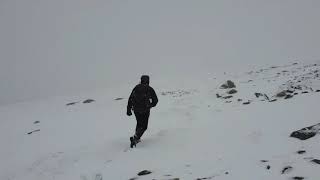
[[66, 102, 77, 106], [27, 129, 40, 135], [168, 178, 179, 180], [237, 99, 243, 102], [281, 166, 293, 174], [216, 94, 221, 98], [196, 176, 214, 180], [129, 178, 138, 180], [292, 177, 304, 180], [261, 160, 269, 163], [266, 165, 271, 170], [255, 93, 263, 98], [293, 86, 302, 90], [33, 121, 40, 124], [138, 170, 152, 176], [220, 84, 229, 89], [297, 150, 306, 154], [264, 94, 270, 101], [276, 91, 287, 97], [114, 98, 124, 101], [220, 80, 236, 89], [225, 101, 232, 103], [284, 94, 294, 99], [294, 93, 298, 95], [83, 99, 95, 104], [225, 171, 229, 175], [227, 89, 238, 94], [269, 99, 277, 102], [311, 159, 320, 164], [316, 90, 320, 92], [286, 90, 294, 93], [290, 123, 320, 140], [243, 101, 250, 105], [223, 95, 233, 99], [301, 91, 309, 94]]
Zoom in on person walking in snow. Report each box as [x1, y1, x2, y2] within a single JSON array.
[[127, 75, 158, 148]]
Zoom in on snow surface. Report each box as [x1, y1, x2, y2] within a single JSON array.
[[1, 61, 320, 180]]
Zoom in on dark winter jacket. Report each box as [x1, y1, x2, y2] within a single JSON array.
[[127, 84, 158, 113]]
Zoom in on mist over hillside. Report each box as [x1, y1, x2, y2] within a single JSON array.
[[1, 0, 320, 105]]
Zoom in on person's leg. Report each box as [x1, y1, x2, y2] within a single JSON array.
[[139, 111, 150, 138], [134, 110, 150, 140]]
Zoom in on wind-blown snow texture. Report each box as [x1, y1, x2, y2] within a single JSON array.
[[1, 61, 320, 180]]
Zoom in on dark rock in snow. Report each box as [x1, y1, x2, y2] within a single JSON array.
[[220, 80, 236, 89], [269, 99, 277, 102], [114, 98, 124, 101], [291, 131, 317, 140], [33, 121, 40, 124], [216, 94, 221, 98], [290, 123, 320, 140], [138, 170, 152, 176], [284, 94, 294, 99], [227, 89, 238, 94], [243, 101, 250, 105], [294, 93, 298, 95], [301, 91, 309, 94], [316, 90, 320, 92], [220, 84, 229, 89], [297, 150, 306, 154], [286, 90, 294, 94], [281, 166, 293, 174], [237, 99, 243, 102], [311, 159, 320, 164], [276, 91, 287, 97], [292, 177, 304, 180], [225, 171, 229, 175], [225, 101, 232, 103], [266, 165, 271, 170], [255, 93, 263, 98], [83, 99, 95, 104], [66, 102, 78, 106], [223, 95, 233, 99], [27, 129, 40, 135], [260, 160, 269, 163], [196, 176, 215, 180]]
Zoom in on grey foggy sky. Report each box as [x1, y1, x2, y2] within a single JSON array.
[[1, 0, 320, 105]]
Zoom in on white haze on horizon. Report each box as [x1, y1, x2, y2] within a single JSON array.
[[1, 0, 320, 105]]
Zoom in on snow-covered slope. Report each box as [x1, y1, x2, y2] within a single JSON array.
[[1, 61, 320, 180]]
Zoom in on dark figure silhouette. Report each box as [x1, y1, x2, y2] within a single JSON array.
[[127, 75, 158, 147]]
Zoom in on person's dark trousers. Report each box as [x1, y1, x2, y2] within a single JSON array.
[[134, 110, 150, 140]]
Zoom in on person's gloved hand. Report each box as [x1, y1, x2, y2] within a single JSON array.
[[127, 108, 132, 116]]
